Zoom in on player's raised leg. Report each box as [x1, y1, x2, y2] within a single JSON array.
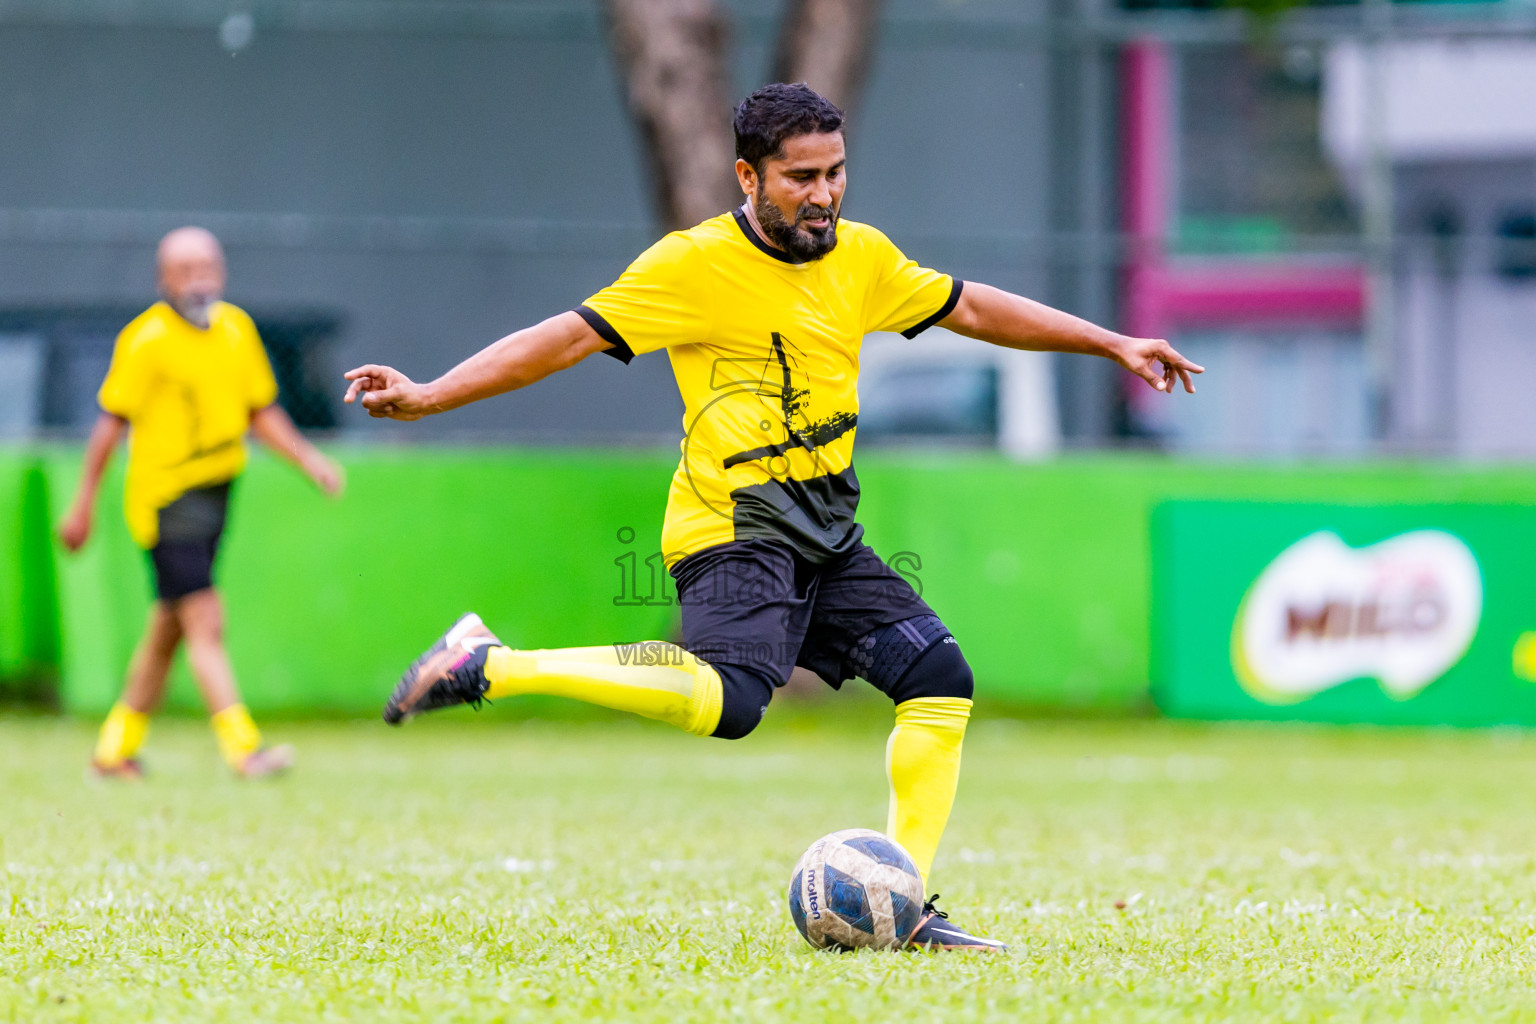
[[385, 544, 791, 737], [91, 602, 182, 778], [383, 613, 729, 737]]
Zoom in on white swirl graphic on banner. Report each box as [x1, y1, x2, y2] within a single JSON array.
[[1232, 530, 1482, 704]]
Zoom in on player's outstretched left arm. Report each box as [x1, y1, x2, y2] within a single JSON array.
[[940, 282, 1203, 394], [343, 312, 609, 421]]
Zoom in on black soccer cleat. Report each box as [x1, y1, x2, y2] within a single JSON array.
[[905, 895, 1008, 953], [383, 612, 502, 725]]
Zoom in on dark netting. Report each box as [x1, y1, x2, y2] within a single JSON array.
[[256, 313, 344, 430]]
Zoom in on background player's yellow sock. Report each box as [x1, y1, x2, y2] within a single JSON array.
[[211, 703, 262, 769], [485, 643, 723, 737], [885, 696, 972, 890], [94, 702, 150, 766]]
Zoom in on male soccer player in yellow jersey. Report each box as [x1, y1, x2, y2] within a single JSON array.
[[344, 84, 1202, 950], [60, 226, 343, 780]]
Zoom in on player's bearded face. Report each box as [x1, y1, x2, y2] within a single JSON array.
[[159, 251, 226, 330], [755, 185, 839, 261], [739, 130, 846, 262]]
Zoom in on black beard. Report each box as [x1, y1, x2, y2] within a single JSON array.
[[754, 189, 838, 262]]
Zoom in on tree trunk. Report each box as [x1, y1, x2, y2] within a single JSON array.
[[771, 0, 885, 115], [602, 0, 741, 232]]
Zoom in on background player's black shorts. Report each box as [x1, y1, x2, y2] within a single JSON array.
[[670, 538, 939, 690], [147, 482, 232, 602]]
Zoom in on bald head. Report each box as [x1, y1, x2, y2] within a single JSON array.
[[157, 226, 225, 329]]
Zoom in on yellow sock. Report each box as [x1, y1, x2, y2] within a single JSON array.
[[886, 696, 972, 891], [485, 642, 723, 737], [94, 702, 150, 766], [211, 703, 262, 769]]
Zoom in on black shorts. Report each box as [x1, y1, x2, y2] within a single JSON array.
[[147, 482, 232, 602], [671, 538, 939, 689]]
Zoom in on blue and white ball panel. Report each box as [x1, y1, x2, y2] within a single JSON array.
[[787, 828, 925, 950], [788, 867, 809, 938]]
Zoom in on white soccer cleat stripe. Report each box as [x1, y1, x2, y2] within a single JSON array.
[[445, 613, 485, 647]]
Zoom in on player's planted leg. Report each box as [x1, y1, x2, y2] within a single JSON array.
[[887, 695, 970, 889], [866, 624, 1005, 951], [889, 697, 1007, 952]]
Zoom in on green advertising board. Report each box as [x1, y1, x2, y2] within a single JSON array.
[[1153, 501, 1536, 726]]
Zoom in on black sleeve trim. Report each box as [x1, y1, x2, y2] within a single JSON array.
[[899, 278, 964, 339], [576, 305, 634, 365]]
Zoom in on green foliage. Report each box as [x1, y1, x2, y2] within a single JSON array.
[[5, 713, 1536, 1022], [1223, 0, 1309, 29]]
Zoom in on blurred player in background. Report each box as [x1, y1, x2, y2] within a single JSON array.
[[60, 226, 343, 780], [345, 84, 1201, 950]]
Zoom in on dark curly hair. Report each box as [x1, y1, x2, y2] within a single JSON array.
[[733, 83, 845, 173]]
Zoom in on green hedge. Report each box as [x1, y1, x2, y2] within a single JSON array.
[[5, 447, 1535, 716]]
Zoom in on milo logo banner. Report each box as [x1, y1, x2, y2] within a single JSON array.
[[1153, 502, 1536, 726]]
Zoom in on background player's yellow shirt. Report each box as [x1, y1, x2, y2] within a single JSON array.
[[98, 301, 279, 548], [580, 210, 959, 565]]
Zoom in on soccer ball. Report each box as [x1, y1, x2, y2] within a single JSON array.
[[787, 828, 925, 950]]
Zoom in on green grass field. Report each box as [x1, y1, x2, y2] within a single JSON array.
[[5, 707, 1536, 1022]]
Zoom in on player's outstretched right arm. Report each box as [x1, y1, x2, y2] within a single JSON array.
[[940, 282, 1204, 395], [343, 311, 609, 421], [58, 412, 127, 552]]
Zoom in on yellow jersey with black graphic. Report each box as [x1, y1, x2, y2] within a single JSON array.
[[98, 301, 278, 548], [579, 209, 960, 566]]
